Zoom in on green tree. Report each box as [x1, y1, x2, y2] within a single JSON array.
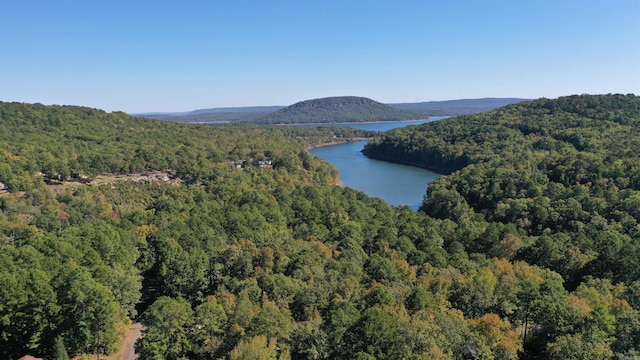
[[58, 267, 120, 356], [54, 335, 71, 360], [547, 333, 614, 359], [195, 300, 228, 338], [137, 296, 194, 360], [290, 320, 329, 360], [229, 335, 278, 360], [340, 306, 409, 360], [246, 298, 293, 343]]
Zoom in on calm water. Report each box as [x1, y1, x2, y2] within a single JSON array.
[[310, 119, 443, 210]]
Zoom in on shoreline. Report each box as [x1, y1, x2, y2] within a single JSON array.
[[287, 118, 430, 126], [307, 138, 373, 188], [306, 137, 372, 150], [360, 151, 452, 175]]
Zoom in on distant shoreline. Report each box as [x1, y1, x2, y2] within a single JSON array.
[[307, 137, 371, 150], [282, 118, 430, 126], [172, 118, 439, 125]]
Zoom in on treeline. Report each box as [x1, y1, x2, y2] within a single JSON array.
[[0, 98, 639, 359]]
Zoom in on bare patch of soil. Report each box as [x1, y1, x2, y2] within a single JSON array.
[[45, 171, 183, 194]]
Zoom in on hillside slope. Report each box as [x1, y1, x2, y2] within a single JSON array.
[[254, 96, 422, 124], [0, 102, 373, 191], [365, 93, 640, 284]]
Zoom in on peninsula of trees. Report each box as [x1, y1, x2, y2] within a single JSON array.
[[1, 95, 639, 360]]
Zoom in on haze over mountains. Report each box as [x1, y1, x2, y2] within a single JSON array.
[[136, 97, 529, 124], [392, 97, 531, 116]]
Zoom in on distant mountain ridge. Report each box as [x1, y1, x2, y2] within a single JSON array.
[[135, 97, 530, 123], [133, 106, 285, 123], [254, 96, 422, 124], [188, 105, 284, 115], [391, 97, 530, 116]]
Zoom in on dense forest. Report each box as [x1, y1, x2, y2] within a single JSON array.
[[1, 96, 639, 360], [254, 96, 422, 124]]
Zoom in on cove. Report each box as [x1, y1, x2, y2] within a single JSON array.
[[310, 120, 444, 210]]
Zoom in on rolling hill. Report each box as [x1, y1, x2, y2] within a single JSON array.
[[245, 96, 422, 124]]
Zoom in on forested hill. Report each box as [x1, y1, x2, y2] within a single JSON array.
[[364, 94, 640, 175], [2, 99, 640, 360], [0, 102, 375, 191], [254, 96, 423, 124], [365, 94, 640, 280]]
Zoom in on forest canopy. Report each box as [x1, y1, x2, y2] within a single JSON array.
[[365, 94, 640, 282], [1, 95, 639, 359]]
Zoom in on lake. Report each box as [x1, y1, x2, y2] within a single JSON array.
[[310, 119, 444, 210]]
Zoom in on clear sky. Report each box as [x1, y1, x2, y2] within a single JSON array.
[[1, 0, 639, 113]]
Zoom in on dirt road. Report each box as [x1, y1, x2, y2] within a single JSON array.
[[73, 322, 145, 360], [117, 322, 144, 360]]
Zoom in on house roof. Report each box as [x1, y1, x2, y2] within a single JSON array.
[[18, 355, 44, 360]]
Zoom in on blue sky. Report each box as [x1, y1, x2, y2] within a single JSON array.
[[1, 0, 638, 113]]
